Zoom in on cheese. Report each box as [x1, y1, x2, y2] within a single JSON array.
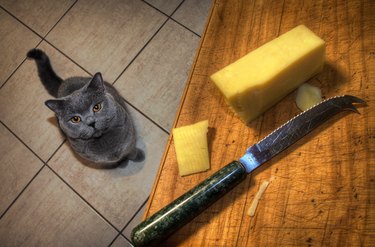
[[247, 180, 270, 217], [295, 83, 323, 111], [172, 120, 210, 176], [210, 25, 325, 123]]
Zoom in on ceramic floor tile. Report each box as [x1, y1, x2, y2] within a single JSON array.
[[48, 106, 168, 229], [111, 235, 133, 247], [0, 167, 117, 246], [47, 0, 167, 83], [0, 9, 41, 87], [0, 123, 43, 216], [115, 19, 199, 131], [145, 0, 183, 15], [123, 203, 146, 239], [0, 0, 75, 36], [0, 41, 89, 161], [172, 0, 212, 36]]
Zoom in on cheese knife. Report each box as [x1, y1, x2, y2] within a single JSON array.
[[131, 95, 365, 246]]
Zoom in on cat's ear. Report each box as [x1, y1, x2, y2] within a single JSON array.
[[45, 99, 64, 115], [87, 72, 105, 93]]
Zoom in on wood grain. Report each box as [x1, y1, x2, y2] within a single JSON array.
[[144, 0, 374, 246]]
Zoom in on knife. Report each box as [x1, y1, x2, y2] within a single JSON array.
[[131, 95, 365, 246]]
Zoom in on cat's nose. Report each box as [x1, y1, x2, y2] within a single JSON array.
[[87, 117, 95, 128]]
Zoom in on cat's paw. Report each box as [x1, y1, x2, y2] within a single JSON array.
[[128, 148, 145, 162]]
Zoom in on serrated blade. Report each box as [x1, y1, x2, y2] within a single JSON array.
[[239, 95, 366, 173]]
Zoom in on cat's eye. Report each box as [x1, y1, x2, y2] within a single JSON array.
[[71, 116, 81, 123], [93, 103, 102, 112]]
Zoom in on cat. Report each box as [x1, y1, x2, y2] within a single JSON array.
[[27, 49, 143, 168]]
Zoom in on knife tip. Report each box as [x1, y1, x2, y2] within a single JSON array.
[[343, 95, 367, 114]]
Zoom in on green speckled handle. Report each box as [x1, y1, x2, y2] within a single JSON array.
[[131, 161, 247, 246]]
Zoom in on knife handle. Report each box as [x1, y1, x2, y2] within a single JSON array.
[[131, 161, 247, 247]]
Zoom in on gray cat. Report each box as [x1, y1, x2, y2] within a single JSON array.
[[27, 49, 143, 168]]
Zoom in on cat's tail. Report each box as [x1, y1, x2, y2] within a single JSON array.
[[27, 49, 63, 97]]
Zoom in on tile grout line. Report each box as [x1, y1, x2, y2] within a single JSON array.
[[42, 0, 78, 38], [42, 40, 93, 76], [107, 195, 149, 246], [0, 1, 80, 90], [110, 11, 172, 135], [141, 0, 171, 17], [42, 0, 90, 76], [170, 17, 201, 37], [119, 197, 149, 246], [0, 121, 49, 167], [122, 196, 149, 232], [129, 102, 170, 134], [112, 21, 169, 84], [141, 0, 200, 37], [108, 235, 134, 247], [165, 0, 202, 38], [107, 233, 122, 247], [44, 164, 122, 233], [0, 5, 44, 39], [0, 1, 91, 91], [45, 139, 67, 163], [0, 121, 48, 220], [0, 164, 46, 220], [141, 0, 182, 17], [39, 0, 94, 77], [0, 53, 36, 91], [169, 0, 186, 16], [0, 123, 123, 237], [0, 10, 44, 91], [111, 0, 197, 136], [113, 0, 192, 85]]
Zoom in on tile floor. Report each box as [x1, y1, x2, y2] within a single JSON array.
[[0, 0, 212, 246]]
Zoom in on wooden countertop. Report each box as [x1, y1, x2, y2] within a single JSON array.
[[144, 0, 374, 246]]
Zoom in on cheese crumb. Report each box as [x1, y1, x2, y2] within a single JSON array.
[[296, 83, 323, 111], [248, 180, 270, 216]]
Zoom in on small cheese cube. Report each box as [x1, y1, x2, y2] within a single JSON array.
[[210, 25, 325, 123], [172, 120, 210, 176]]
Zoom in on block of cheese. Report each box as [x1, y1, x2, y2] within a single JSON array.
[[172, 120, 210, 176], [210, 25, 325, 123]]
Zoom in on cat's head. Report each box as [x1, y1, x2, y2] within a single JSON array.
[[45, 73, 118, 139]]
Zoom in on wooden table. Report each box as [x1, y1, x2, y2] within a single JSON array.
[[144, 0, 374, 246]]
